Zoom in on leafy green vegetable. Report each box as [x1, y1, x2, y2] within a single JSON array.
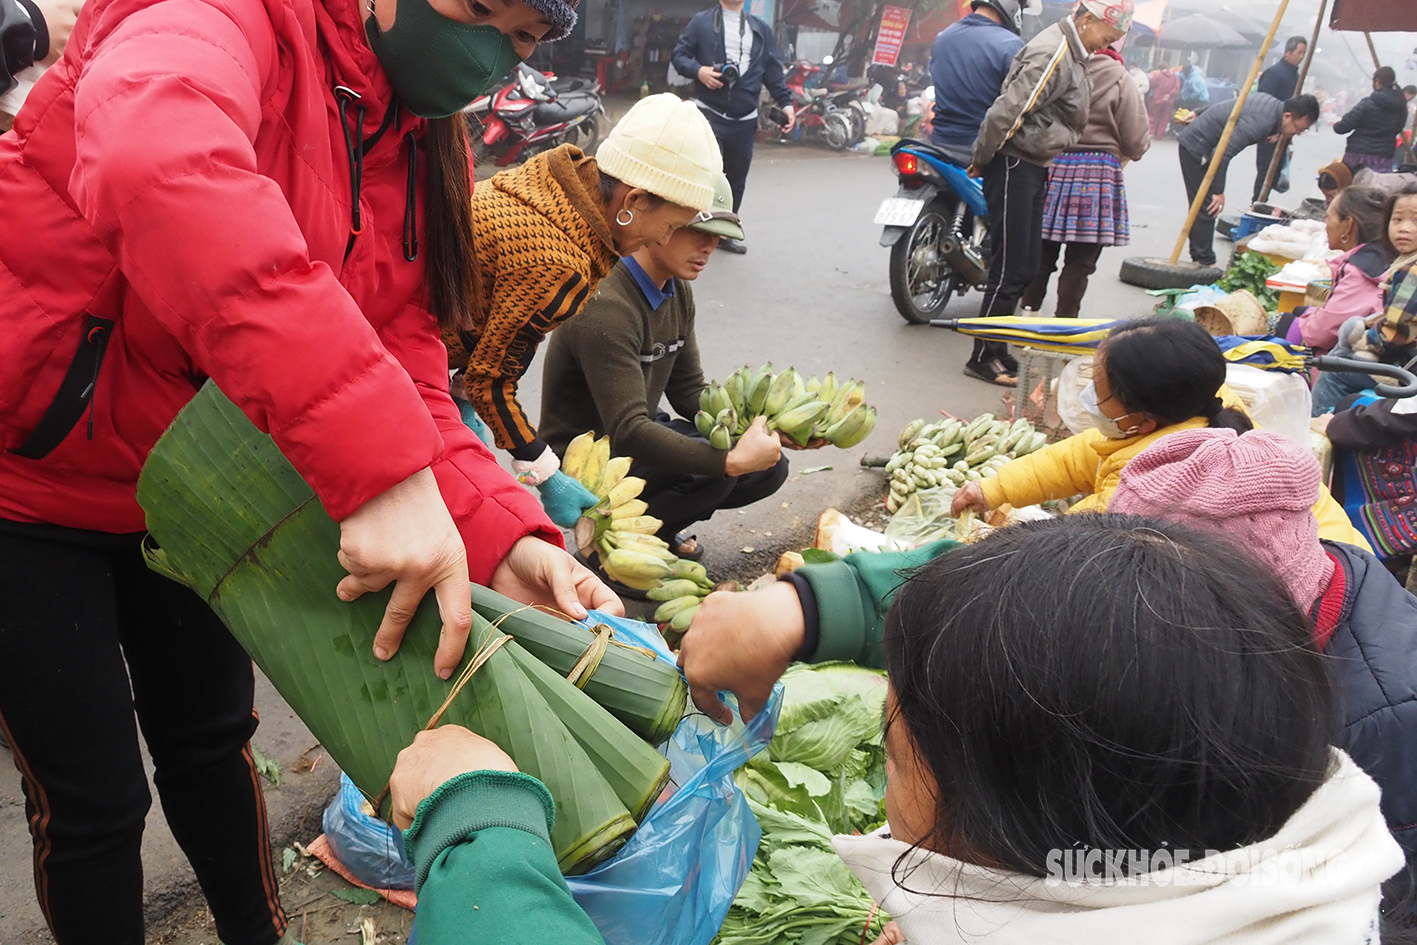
[[715, 663, 893, 945], [799, 548, 841, 564], [329, 886, 382, 905], [1217, 251, 1281, 311], [251, 745, 281, 787]]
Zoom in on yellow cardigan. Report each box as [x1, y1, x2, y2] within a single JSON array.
[[978, 419, 1371, 551]]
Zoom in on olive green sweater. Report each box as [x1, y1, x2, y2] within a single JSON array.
[[539, 262, 727, 477]]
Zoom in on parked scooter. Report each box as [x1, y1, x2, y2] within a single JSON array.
[[877, 139, 990, 324], [760, 57, 860, 151], [465, 63, 605, 167]]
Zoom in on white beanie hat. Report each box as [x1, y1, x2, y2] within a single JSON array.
[[595, 94, 723, 213]]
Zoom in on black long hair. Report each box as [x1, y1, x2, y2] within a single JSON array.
[[883, 514, 1334, 878], [424, 116, 477, 331], [1101, 317, 1253, 432]]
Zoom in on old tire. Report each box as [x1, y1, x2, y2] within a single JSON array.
[[1118, 256, 1224, 291]]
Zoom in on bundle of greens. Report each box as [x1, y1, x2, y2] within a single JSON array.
[[1218, 251, 1281, 311], [715, 662, 893, 945]]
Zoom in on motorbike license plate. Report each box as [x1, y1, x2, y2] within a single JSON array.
[[874, 198, 924, 227]]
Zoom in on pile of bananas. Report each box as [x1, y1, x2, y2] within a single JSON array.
[[560, 432, 698, 593], [647, 572, 717, 646], [694, 364, 876, 449], [883, 414, 1048, 514]]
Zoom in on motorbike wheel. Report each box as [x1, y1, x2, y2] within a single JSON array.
[[823, 113, 851, 151], [889, 202, 957, 325]]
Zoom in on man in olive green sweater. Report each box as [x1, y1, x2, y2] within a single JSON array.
[[540, 176, 787, 557]]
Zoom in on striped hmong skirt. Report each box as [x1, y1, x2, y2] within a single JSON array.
[[1039, 150, 1130, 246], [1343, 151, 1394, 174]]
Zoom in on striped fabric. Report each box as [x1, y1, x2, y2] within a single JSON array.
[[1340, 442, 1417, 557], [1039, 150, 1130, 245], [1343, 151, 1395, 174]]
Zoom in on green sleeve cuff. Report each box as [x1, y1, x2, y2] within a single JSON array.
[[402, 770, 557, 892], [796, 558, 872, 664]]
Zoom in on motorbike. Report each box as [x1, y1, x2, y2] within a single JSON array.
[[877, 139, 991, 324], [759, 57, 861, 151], [465, 63, 605, 168]]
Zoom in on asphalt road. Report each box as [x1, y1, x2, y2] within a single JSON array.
[[0, 118, 1351, 943]]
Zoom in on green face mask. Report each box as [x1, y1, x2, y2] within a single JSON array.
[[366, 0, 524, 119]]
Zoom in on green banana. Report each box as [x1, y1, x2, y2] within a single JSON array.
[[694, 410, 715, 438], [898, 418, 926, 450], [709, 385, 733, 418], [747, 363, 773, 415], [709, 424, 733, 451], [715, 406, 738, 432], [824, 403, 867, 445], [725, 370, 746, 417], [699, 386, 714, 415], [668, 559, 709, 584], [667, 604, 699, 634], [818, 372, 838, 406], [763, 368, 797, 417], [653, 595, 703, 624], [835, 406, 875, 448], [771, 400, 830, 434], [647, 579, 706, 602], [805, 375, 821, 395]]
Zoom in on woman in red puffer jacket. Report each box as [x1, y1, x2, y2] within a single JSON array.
[[0, 0, 617, 941]]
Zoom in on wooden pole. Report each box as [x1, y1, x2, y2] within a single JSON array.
[[1257, 0, 1329, 204], [1168, 0, 1292, 265], [1363, 32, 1381, 69]]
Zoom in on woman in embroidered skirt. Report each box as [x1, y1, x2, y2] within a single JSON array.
[[1020, 48, 1150, 318]]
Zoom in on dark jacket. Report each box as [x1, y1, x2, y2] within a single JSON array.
[[1177, 92, 1283, 193], [927, 14, 1024, 150], [672, 7, 791, 120], [973, 16, 1091, 168], [1335, 86, 1409, 159], [1257, 57, 1299, 100], [1314, 540, 1417, 890], [1326, 390, 1417, 558]]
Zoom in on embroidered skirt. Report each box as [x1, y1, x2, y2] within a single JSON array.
[[1039, 150, 1130, 246]]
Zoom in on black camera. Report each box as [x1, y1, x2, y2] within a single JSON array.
[[1, 0, 48, 94], [716, 61, 740, 89]]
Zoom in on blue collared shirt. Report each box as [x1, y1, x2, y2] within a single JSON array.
[[623, 257, 675, 311]]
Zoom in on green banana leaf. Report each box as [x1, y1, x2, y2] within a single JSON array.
[[469, 585, 686, 745], [136, 382, 650, 872]]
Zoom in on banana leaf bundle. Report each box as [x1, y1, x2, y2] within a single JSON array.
[[135, 383, 682, 873]]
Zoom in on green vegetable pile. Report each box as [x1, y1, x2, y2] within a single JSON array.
[[1218, 250, 1281, 311], [714, 663, 893, 945]]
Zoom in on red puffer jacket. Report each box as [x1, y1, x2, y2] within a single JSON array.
[[0, 0, 559, 581]]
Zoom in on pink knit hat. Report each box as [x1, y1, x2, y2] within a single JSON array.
[[1109, 429, 1334, 612]]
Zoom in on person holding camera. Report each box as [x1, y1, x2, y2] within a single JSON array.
[[672, 0, 794, 254]]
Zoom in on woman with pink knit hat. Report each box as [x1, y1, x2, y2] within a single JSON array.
[[1110, 427, 1417, 920]]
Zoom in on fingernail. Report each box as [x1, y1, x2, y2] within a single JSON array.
[[438, 667, 453, 680], [374, 646, 390, 660], [337, 590, 352, 602]]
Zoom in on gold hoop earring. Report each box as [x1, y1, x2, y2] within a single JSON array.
[[616, 208, 634, 226]]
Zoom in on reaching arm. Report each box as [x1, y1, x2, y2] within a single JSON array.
[[978, 431, 1102, 509], [463, 267, 594, 459], [1327, 396, 1417, 453]]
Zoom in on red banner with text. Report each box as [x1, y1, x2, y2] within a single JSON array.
[[872, 5, 914, 67]]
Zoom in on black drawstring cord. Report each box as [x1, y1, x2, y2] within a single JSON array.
[[81, 323, 107, 440], [335, 86, 366, 234], [403, 134, 419, 261]]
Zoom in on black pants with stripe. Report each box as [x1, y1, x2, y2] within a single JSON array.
[[0, 521, 286, 945], [976, 155, 1050, 362], [702, 109, 757, 214]]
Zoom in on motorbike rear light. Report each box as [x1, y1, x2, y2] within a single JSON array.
[[894, 152, 919, 176]]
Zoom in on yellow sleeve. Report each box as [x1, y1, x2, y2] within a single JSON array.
[[465, 267, 594, 452], [979, 432, 1103, 509], [1313, 484, 1373, 553]]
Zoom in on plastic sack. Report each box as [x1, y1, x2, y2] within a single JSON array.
[[883, 487, 959, 548], [323, 773, 416, 890], [565, 610, 782, 945], [1224, 363, 1312, 446]]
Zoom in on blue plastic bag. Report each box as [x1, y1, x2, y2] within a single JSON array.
[[325, 608, 778, 945], [564, 610, 781, 945], [322, 773, 416, 890]]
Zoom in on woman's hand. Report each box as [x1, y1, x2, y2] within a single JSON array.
[[389, 726, 518, 829], [950, 481, 991, 516], [491, 536, 625, 620], [868, 921, 906, 945], [677, 581, 805, 724], [337, 468, 473, 681]]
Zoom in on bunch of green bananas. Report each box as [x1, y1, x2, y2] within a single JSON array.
[[882, 414, 1048, 514], [561, 432, 709, 596], [646, 565, 716, 646], [694, 364, 877, 450]]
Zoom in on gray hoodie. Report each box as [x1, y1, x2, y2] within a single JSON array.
[[1176, 92, 1284, 193], [972, 16, 1092, 169]]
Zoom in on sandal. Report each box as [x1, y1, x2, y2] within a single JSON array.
[[963, 360, 1017, 388], [672, 530, 705, 562]]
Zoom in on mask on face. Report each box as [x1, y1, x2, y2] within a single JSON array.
[[366, 0, 524, 119], [1079, 380, 1142, 439]]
